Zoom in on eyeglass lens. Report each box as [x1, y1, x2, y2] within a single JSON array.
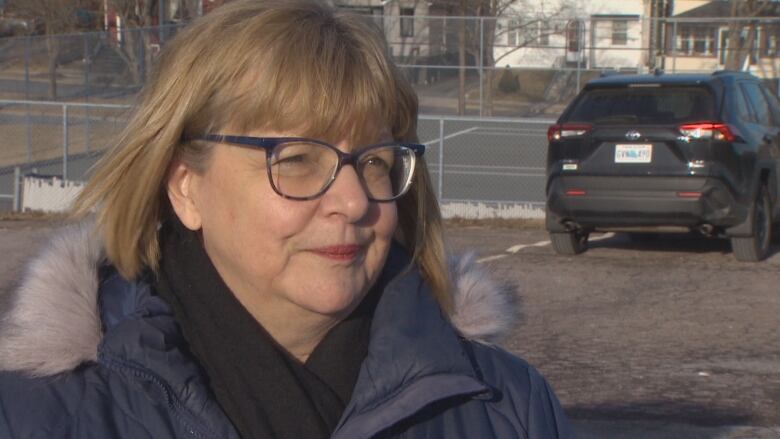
[[269, 142, 415, 200]]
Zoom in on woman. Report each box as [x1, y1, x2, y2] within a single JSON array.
[[0, 1, 573, 438]]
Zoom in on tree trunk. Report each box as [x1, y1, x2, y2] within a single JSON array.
[[725, 0, 761, 71], [113, 28, 143, 85], [482, 18, 496, 117]]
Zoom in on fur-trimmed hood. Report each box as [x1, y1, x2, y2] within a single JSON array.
[[0, 221, 517, 377]]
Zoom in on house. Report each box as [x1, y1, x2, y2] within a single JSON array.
[[663, 0, 780, 77], [336, 0, 432, 61], [494, 0, 648, 71]]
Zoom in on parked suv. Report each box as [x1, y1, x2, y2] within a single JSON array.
[[546, 70, 780, 261]]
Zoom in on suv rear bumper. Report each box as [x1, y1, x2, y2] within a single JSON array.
[[546, 175, 748, 232]]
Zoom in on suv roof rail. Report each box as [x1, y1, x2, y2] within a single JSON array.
[[712, 69, 748, 76]]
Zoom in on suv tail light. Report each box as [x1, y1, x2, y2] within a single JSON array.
[[548, 124, 592, 141], [678, 122, 736, 141]]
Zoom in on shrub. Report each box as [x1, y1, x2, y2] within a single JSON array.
[[498, 68, 519, 94]]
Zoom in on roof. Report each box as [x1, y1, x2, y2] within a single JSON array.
[[584, 71, 755, 87]]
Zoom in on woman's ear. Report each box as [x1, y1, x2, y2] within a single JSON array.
[[166, 161, 203, 231]]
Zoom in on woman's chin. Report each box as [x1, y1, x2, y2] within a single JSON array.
[[292, 284, 367, 317]]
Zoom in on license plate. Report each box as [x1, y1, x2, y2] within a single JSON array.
[[615, 144, 652, 163]]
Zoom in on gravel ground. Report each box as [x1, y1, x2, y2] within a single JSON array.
[[444, 224, 780, 438]]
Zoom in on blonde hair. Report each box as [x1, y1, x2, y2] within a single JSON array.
[[72, 0, 453, 313]]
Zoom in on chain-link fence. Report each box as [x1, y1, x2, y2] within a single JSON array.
[[0, 100, 550, 216], [0, 25, 180, 103], [4, 14, 780, 214], [0, 100, 131, 211], [3, 16, 780, 117]]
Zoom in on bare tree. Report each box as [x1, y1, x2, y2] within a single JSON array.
[[434, 0, 575, 115], [724, 0, 772, 70], [6, 0, 99, 98], [106, 0, 158, 84]]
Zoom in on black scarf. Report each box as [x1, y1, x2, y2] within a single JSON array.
[[154, 218, 379, 439]]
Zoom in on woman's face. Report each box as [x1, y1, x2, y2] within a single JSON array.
[[170, 128, 398, 323]]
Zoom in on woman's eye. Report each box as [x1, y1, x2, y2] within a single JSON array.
[[272, 152, 319, 177], [274, 154, 308, 165], [367, 156, 387, 167], [364, 155, 391, 171]]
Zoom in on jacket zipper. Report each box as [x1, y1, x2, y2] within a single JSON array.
[[98, 352, 216, 439]]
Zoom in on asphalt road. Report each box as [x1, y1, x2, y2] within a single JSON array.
[[1, 218, 779, 438]]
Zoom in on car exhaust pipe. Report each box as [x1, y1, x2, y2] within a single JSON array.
[[698, 224, 715, 236]]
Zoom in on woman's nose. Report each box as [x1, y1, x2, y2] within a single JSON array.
[[319, 164, 370, 222]]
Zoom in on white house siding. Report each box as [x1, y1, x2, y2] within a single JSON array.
[[335, 0, 430, 58], [383, 1, 431, 59], [589, 17, 644, 69], [495, 0, 647, 70]]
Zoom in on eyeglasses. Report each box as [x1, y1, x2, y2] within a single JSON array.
[[192, 134, 425, 201]]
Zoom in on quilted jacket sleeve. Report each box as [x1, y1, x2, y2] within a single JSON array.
[[468, 341, 576, 439]]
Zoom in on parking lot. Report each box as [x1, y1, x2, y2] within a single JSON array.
[[2, 218, 779, 438], [445, 223, 780, 438]]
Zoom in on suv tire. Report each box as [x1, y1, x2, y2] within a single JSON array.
[[731, 185, 772, 262], [550, 230, 589, 255]]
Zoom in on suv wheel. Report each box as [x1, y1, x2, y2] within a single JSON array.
[[550, 230, 589, 255], [731, 185, 772, 262]]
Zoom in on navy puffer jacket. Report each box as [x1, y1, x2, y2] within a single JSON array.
[[0, 222, 574, 438]]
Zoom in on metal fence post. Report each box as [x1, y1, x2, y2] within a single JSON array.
[[139, 29, 146, 83], [84, 34, 91, 153], [576, 48, 582, 93], [438, 119, 444, 201], [25, 36, 32, 162], [672, 20, 677, 73], [63, 104, 69, 180], [159, 0, 166, 43], [479, 17, 484, 117], [24, 37, 30, 100], [13, 167, 21, 212]]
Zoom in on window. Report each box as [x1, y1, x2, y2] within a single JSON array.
[[538, 21, 550, 46], [678, 28, 692, 54], [678, 26, 716, 56], [400, 8, 414, 38], [566, 20, 581, 52], [759, 84, 780, 125], [733, 87, 753, 123], [507, 20, 518, 46], [692, 27, 715, 55], [566, 86, 715, 124], [612, 20, 628, 46], [763, 25, 780, 57], [742, 82, 771, 126]]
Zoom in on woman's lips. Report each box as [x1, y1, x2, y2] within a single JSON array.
[[309, 245, 364, 261]]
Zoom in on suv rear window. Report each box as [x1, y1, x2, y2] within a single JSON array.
[[565, 86, 716, 125]]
